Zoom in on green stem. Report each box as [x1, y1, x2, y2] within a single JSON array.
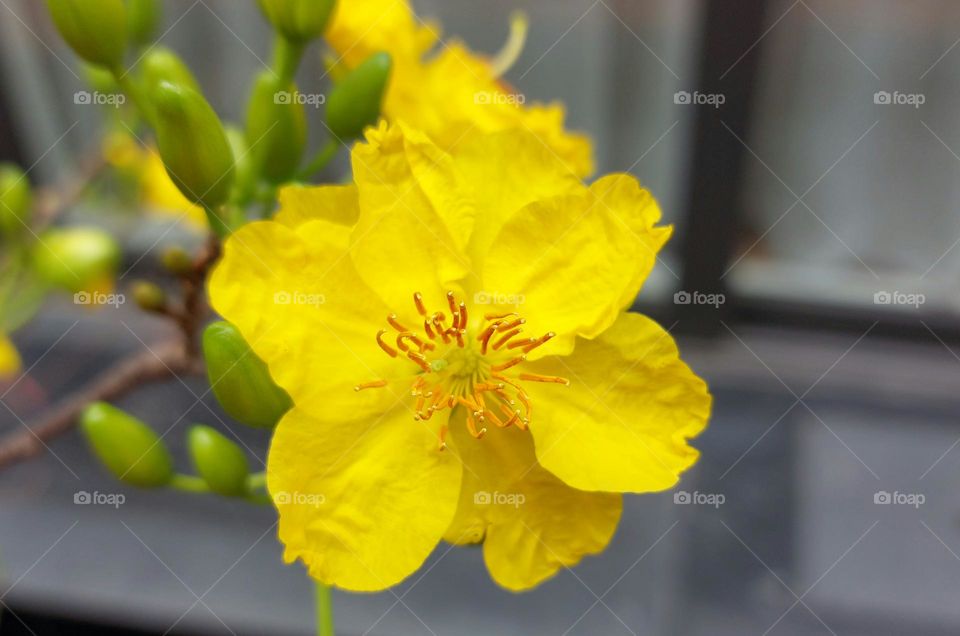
[[112, 70, 153, 125], [315, 581, 334, 636], [203, 204, 232, 238], [296, 139, 339, 181], [169, 473, 210, 493], [246, 471, 267, 491], [273, 36, 305, 85]]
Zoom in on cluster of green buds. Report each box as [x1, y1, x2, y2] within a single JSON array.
[[80, 323, 290, 498], [38, 0, 394, 505], [47, 0, 392, 237], [0, 162, 121, 349]]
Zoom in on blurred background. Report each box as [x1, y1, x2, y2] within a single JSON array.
[[2, 0, 960, 634]]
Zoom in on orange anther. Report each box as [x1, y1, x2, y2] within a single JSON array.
[[354, 379, 388, 391], [492, 327, 522, 350], [518, 373, 570, 385], [376, 330, 398, 357], [491, 355, 526, 372], [387, 313, 409, 332], [413, 292, 427, 316]]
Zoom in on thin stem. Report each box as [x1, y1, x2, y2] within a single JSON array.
[[203, 204, 232, 238], [315, 581, 335, 636], [246, 471, 267, 491], [169, 473, 210, 493], [273, 36, 305, 85], [112, 70, 152, 125], [297, 139, 339, 181]]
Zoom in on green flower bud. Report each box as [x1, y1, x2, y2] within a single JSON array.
[[246, 71, 307, 184], [33, 227, 120, 295], [203, 321, 292, 429], [131, 280, 166, 311], [0, 163, 32, 235], [150, 81, 235, 210], [257, 0, 336, 43], [80, 402, 173, 487], [47, 0, 128, 69], [187, 424, 250, 497], [326, 52, 391, 141], [161, 246, 194, 275], [141, 47, 200, 94], [127, 0, 161, 46]]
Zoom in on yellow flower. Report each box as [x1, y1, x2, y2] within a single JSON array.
[[0, 332, 20, 380], [103, 132, 207, 230], [209, 122, 710, 592], [325, 0, 594, 177]]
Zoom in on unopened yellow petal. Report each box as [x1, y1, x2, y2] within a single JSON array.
[[270, 404, 461, 591], [524, 312, 710, 493], [445, 418, 621, 591]]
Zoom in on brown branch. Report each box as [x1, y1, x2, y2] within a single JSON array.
[[0, 340, 202, 470]]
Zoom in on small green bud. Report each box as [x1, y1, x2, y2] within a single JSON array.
[[326, 52, 391, 141], [0, 163, 32, 235], [187, 424, 250, 497], [257, 0, 337, 43], [203, 321, 292, 429], [150, 81, 235, 210], [141, 47, 200, 94], [127, 0, 161, 46], [131, 280, 166, 311], [33, 227, 120, 295], [47, 0, 128, 69], [80, 402, 173, 487], [246, 71, 307, 184], [160, 246, 194, 275]]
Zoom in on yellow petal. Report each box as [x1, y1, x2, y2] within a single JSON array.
[[0, 333, 21, 380], [269, 404, 461, 591], [349, 122, 471, 313], [326, 0, 437, 69], [448, 127, 581, 272], [481, 178, 668, 357], [445, 417, 621, 591], [275, 183, 359, 228], [524, 312, 710, 493], [589, 174, 672, 308], [209, 217, 404, 413]]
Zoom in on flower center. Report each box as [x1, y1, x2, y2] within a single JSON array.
[[354, 291, 569, 450]]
